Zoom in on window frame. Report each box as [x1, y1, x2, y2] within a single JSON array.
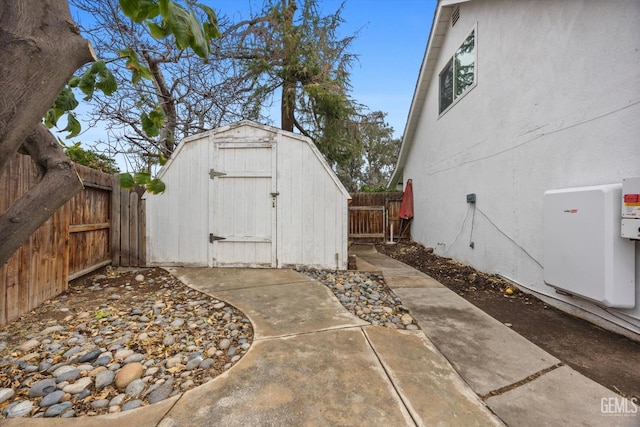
[[438, 25, 477, 117]]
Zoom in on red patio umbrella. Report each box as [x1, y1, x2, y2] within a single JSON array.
[[398, 179, 413, 241]]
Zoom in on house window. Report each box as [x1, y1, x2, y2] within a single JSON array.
[[439, 29, 476, 114]]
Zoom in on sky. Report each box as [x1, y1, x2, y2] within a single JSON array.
[[66, 0, 437, 170], [213, 0, 437, 138]]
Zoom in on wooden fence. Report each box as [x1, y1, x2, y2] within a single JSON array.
[[349, 192, 410, 242], [0, 153, 144, 326]]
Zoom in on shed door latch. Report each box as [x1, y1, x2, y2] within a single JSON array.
[[270, 192, 280, 207], [209, 233, 226, 243], [209, 169, 227, 179]]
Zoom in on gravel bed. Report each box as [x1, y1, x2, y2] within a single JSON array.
[[0, 269, 252, 419], [298, 268, 420, 330]]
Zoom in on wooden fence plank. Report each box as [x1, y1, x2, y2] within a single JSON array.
[[111, 175, 121, 266], [120, 188, 131, 267], [0, 152, 148, 326], [129, 193, 139, 267], [139, 198, 146, 266], [348, 192, 408, 242]]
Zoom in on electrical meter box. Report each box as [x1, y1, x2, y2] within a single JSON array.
[[622, 177, 640, 239]]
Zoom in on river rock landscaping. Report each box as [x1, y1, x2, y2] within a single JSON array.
[[0, 268, 253, 419], [0, 266, 419, 419]]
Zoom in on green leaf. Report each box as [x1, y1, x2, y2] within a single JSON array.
[[95, 67, 117, 96], [147, 178, 166, 194], [119, 0, 140, 20], [134, 171, 151, 185], [158, 151, 167, 166], [54, 87, 79, 112], [187, 13, 208, 58], [198, 4, 221, 39], [120, 172, 135, 189], [44, 108, 63, 128], [141, 112, 158, 137], [147, 21, 171, 39], [62, 113, 82, 138], [158, 0, 169, 17], [119, 48, 152, 83], [165, 2, 192, 49]]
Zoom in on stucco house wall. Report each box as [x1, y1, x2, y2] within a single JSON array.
[[394, 0, 640, 334]]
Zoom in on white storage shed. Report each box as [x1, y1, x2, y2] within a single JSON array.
[[144, 120, 351, 270]]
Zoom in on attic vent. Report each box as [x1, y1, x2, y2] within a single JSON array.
[[452, 6, 460, 26]]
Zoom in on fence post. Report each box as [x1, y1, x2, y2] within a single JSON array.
[[129, 192, 139, 267], [111, 175, 121, 267], [120, 188, 130, 267], [139, 198, 146, 266]]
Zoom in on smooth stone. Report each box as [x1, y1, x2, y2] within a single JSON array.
[[185, 357, 202, 371], [124, 353, 145, 363], [109, 393, 126, 406], [91, 399, 110, 409], [95, 370, 116, 389], [63, 346, 82, 359], [170, 319, 184, 328], [166, 357, 182, 369], [78, 348, 102, 363], [115, 362, 144, 389], [145, 367, 160, 376], [122, 399, 143, 411], [114, 349, 134, 360], [163, 334, 176, 346], [94, 355, 112, 366], [400, 313, 414, 326], [199, 358, 215, 369], [6, 400, 34, 418], [56, 368, 81, 383], [135, 274, 144, 282], [62, 377, 92, 394], [44, 401, 72, 417], [148, 379, 173, 404], [125, 378, 145, 398], [30, 378, 57, 397], [39, 390, 65, 407], [218, 339, 231, 350], [0, 388, 15, 404], [18, 339, 40, 352]]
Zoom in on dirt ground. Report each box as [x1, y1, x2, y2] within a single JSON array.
[[375, 241, 640, 401]]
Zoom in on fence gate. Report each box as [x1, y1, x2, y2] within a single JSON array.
[[348, 192, 409, 243]]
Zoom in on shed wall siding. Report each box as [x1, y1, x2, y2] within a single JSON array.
[[403, 0, 640, 331], [276, 134, 348, 269], [146, 122, 349, 270], [146, 137, 211, 266]]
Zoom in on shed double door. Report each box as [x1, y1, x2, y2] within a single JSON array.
[[209, 142, 277, 267]]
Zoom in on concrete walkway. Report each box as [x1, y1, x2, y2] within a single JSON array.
[[3, 246, 636, 426], [350, 243, 638, 427]]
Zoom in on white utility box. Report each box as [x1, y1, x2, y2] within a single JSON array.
[[543, 183, 635, 308], [621, 177, 640, 239]]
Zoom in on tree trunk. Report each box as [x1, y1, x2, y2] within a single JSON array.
[[280, 0, 297, 132], [0, 126, 84, 265], [0, 0, 95, 266]]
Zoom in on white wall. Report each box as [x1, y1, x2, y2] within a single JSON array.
[[145, 134, 211, 266], [145, 122, 350, 270], [403, 0, 640, 333], [276, 132, 350, 270]]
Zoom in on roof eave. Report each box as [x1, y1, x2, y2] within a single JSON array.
[[389, 0, 469, 188]]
